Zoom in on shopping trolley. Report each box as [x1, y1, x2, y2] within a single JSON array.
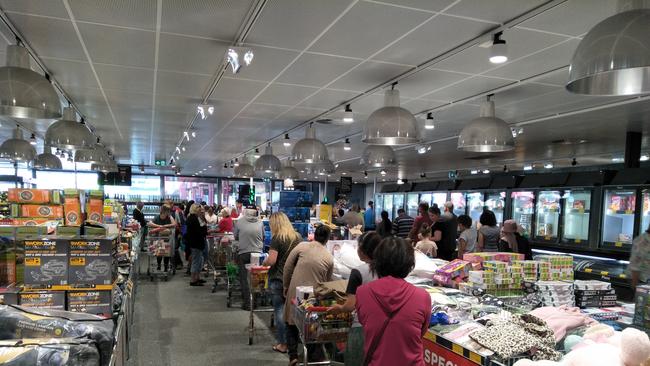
[[247, 265, 275, 345], [206, 233, 235, 293], [292, 301, 352, 365], [145, 228, 176, 281]]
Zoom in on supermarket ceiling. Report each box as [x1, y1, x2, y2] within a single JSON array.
[[0, 0, 648, 182]]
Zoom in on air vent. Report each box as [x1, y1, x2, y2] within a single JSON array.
[[465, 154, 498, 160]]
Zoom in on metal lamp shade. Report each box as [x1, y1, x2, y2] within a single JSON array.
[[290, 125, 329, 164], [91, 162, 117, 173], [34, 151, 62, 169], [234, 156, 255, 178], [279, 165, 300, 180], [308, 160, 336, 176], [0, 127, 36, 162], [567, 8, 650, 95], [457, 100, 514, 152], [360, 145, 396, 168], [254, 145, 281, 175], [362, 89, 420, 145], [0, 45, 61, 119], [74, 146, 108, 164], [45, 107, 94, 150]]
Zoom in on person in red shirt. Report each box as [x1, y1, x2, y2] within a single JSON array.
[[217, 208, 234, 233], [408, 202, 432, 243], [356, 237, 431, 366]]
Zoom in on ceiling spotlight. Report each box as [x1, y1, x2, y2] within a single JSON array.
[[341, 172, 347, 175], [416, 145, 427, 154], [511, 126, 524, 138], [184, 131, 190, 141], [503, 165, 508, 172], [67, 153, 73, 163], [612, 157, 624, 163], [223, 163, 228, 169], [482, 169, 490, 174], [191, 131, 197, 138], [344, 138, 351, 151], [544, 162, 554, 169], [364, 170, 368, 177], [226, 47, 254, 74], [489, 32, 508, 64], [253, 148, 260, 158], [420, 172, 426, 178], [283, 133, 291, 147], [424, 112, 435, 130], [470, 170, 478, 175], [197, 104, 214, 119], [182, 146, 186, 152], [29, 133, 37, 146], [397, 178, 404, 185], [208, 165, 212, 168], [523, 164, 533, 171], [380, 169, 386, 176], [175, 147, 181, 153], [571, 158, 577, 166], [234, 158, 240, 167], [343, 104, 354, 123], [641, 154, 649, 162]]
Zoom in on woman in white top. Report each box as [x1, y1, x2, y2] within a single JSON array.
[[204, 206, 219, 225]]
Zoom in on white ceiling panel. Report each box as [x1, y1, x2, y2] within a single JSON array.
[[518, 0, 617, 37], [161, 0, 254, 40], [210, 78, 267, 102], [235, 46, 299, 82], [276, 53, 359, 87], [278, 107, 326, 123], [423, 76, 512, 101], [401, 99, 447, 115], [298, 89, 359, 110], [78, 22, 155, 68], [255, 83, 319, 105], [485, 39, 580, 80], [374, 14, 493, 66], [309, 1, 431, 59], [328, 61, 410, 92], [95, 64, 154, 94], [65, 87, 106, 108], [432, 27, 569, 75], [156, 71, 211, 98], [105, 90, 153, 110], [206, 99, 249, 124], [397, 68, 467, 98], [68, 0, 156, 30], [41, 58, 99, 90], [0, 0, 69, 18], [490, 83, 559, 107], [157, 33, 229, 75], [445, 0, 546, 24], [246, 0, 354, 50], [533, 67, 569, 86], [5, 13, 86, 61], [239, 103, 290, 120], [153, 94, 197, 113], [371, 0, 456, 12]]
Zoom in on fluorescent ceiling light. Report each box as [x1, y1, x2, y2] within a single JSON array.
[[482, 169, 490, 174], [612, 157, 624, 163], [416, 145, 427, 154], [641, 154, 649, 162], [544, 162, 554, 169], [470, 170, 478, 175], [523, 164, 533, 171], [397, 178, 404, 185]]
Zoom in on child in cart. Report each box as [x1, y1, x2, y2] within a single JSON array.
[[148, 205, 176, 272]]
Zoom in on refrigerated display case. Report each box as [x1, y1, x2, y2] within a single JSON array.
[[467, 192, 484, 224], [374, 194, 384, 221], [383, 194, 394, 221], [602, 188, 636, 249], [392, 193, 404, 220], [641, 188, 650, 236], [406, 193, 419, 218], [450, 192, 466, 216], [420, 193, 432, 208], [511, 191, 535, 236], [562, 189, 592, 245], [431, 192, 448, 209], [535, 190, 561, 242], [486, 191, 506, 225]]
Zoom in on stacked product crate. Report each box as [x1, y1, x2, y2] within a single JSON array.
[[8, 188, 63, 227]]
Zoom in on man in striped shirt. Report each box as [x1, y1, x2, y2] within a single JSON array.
[[392, 208, 415, 239]]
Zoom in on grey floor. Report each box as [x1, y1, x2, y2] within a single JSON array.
[[127, 263, 288, 366]]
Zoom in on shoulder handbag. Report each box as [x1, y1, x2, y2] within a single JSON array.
[[363, 294, 411, 366]]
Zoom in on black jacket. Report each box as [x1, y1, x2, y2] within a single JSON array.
[[185, 214, 207, 250], [132, 208, 146, 227]]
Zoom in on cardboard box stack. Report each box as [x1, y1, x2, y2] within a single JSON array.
[[63, 189, 82, 226], [433, 259, 471, 288], [536, 281, 575, 306], [85, 191, 104, 222], [461, 260, 524, 296], [463, 252, 525, 270], [536, 254, 574, 281], [574, 280, 616, 308], [7, 188, 63, 227]]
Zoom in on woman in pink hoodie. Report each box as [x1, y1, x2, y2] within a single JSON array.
[[356, 237, 431, 366]]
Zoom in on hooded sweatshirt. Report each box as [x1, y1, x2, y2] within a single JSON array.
[[356, 276, 431, 366], [234, 210, 263, 255]]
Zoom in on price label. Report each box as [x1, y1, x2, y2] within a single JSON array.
[[544, 235, 551, 241], [601, 271, 609, 276], [575, 239, 582, 244], [625, 209, 633, 214], [619, 274, 627, 279], [584, 268, 593, 273], [578, 208, 584, 214], [614, 242, 623, 247]]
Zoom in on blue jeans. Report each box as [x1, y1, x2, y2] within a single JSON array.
[[269, 279, 286, 344], [190, 248, 204, 274]]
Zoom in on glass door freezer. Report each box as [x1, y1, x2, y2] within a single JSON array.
[[534, 190, 562, 243], [511, 191, 535, 236], [641, 188, 650, 236], [431, 192, 448, 210], [602, 188, 637, 250], [486, 191, 506, 225], [392, 193, 404, 220], [467, 192, 484, 225], [406, 193, 419, 218], [450, 192, 466, 216], [562, 189, 592, 245]]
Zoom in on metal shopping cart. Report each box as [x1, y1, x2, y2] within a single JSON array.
[[292, 301, 352, 365], [206, 233, 235, 293], [247, 265, 275, 345], [145, 228, 176, 281]]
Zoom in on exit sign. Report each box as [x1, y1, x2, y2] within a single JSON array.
[[155, 160, 166, 166]]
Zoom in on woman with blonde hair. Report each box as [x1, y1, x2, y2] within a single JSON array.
[[262, 212, 302, 354], [186, 203, 207, 286]]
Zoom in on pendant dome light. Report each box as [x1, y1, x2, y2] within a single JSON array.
[[362, 86, 420, 145], [234, 155, 255, 178], [457, 95, 514, 152], [360, 145, 396, 168], [254, 143, 281, 175], [567, 1, 650, 95], [0, 125, 36, 162], [0, 44, 61, 119], [290, 124, 330, 164], [279, 163, 300, 180], [74, 138, 109, 164], [45, 107, 94, 150], [308, 159, 336, 176], [92, 161, 118, 173], [34, 146, 62, 170]]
